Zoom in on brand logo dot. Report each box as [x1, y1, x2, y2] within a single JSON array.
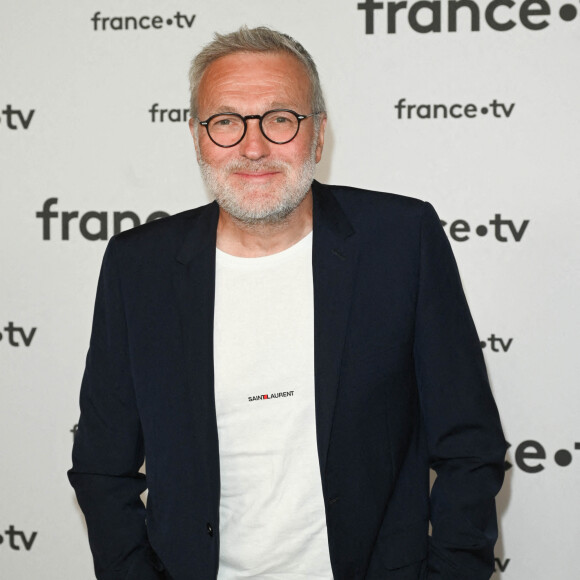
[[166, 18, 173, 25], [481, 107, 489, 115], [480, 340, 487, 348], [560, 4, 578, 21], [475, 225, 488, 236], [554, 449, 573, 466]]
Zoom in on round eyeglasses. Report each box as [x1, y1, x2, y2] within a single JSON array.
[[199, 109, 321, 148]]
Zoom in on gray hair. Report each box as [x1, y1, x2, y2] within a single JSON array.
[[188, 26, 326, 121]]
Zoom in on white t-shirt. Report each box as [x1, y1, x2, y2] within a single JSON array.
[[213, 232, 334, 579]]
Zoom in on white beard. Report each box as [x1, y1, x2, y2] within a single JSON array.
[[198, 139, 318, 226]]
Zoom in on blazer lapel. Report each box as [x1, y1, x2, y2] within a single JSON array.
[[173, 202, 221, 471], [312, 181, 359, 483]]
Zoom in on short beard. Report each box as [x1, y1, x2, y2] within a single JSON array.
[[198, 136, 318, 227]]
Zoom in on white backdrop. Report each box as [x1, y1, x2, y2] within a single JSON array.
[[1, 1, 579, 578]]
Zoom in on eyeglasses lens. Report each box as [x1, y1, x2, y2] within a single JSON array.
[[261, 111, 298, 143]]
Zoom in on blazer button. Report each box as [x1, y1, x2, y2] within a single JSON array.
[[207, 522, 214, 537]]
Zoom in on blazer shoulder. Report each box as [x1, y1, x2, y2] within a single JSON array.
[[110, 202, 216, 254], [314, 181, 433, 234]]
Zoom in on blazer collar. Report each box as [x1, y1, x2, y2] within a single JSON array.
[[176, 201, 219, 265], [174, 180, 356, 260], [175, 180, 356, 263]]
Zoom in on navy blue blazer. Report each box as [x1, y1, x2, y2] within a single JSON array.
[[69, 181, 506, 580]]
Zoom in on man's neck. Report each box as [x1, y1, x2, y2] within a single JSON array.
[[216, 190, 313, 258]]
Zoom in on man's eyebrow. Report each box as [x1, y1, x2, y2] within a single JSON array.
[[269, 101, 300, 110], [211, 105, 239, 114]]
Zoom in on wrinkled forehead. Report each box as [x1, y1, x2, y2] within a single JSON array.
[[198, 51, 312, 115]]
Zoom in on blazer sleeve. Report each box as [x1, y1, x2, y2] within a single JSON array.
[[68, 237, 164, 580], [413, 202, 507, 580]]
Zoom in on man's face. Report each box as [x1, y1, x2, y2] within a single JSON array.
[[189, 51, 326, 224]]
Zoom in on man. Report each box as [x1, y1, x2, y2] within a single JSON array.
[[69, 26, 506, 580]]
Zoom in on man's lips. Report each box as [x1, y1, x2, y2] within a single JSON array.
[[232, 171, 280, 179]]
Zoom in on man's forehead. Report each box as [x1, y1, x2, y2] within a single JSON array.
[[198, 51, 311, 112], [202, 51, 307, 85]]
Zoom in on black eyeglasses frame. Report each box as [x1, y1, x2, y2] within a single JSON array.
[[198, 109, 321, 148]]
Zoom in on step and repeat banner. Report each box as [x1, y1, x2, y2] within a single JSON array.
[[1, 1, 578, 578]]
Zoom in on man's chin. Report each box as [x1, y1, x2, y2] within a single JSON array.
[[227, 175, 284, 198], [218, 200, 294, 225]]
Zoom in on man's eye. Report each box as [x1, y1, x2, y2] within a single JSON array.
[[274, 116, 290, 123], [210, 116, 242, 131]]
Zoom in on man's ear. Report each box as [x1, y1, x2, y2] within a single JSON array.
[[315, 115, 327, 164], [189, 117, 201, 163]]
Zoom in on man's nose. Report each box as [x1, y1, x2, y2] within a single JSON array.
[[238, 119, 270, 159]]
